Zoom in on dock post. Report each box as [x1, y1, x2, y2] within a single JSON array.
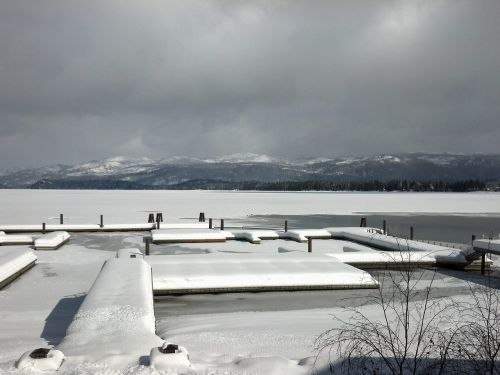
[[285, 220, 288, 232], [382, 220, 386, 235], [145, 238, 150, 256], [472, 234, 476, 244], [100, 214, 104, 228], [156, 213, 163, 223], [60, 214, 63, 225], [308, 237, 312, 253], [360, 217, 367, 227], [42, 222, 46, 234], [199, 212, 205, 222], [209, 218, 213, 229], [410, 226, 414, 240], [481, 253, 486, 275], [221, 219, 225, 231], [148, 213, 155, 223]]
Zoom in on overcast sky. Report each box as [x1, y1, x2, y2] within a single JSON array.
[[0, 0, 499, 169]]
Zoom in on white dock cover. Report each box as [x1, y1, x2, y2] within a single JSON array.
[[0, 249, 37, 289], [0, 233, 33, 245], [279, 229, 332, 242], [151, 229, 227, 243], [57, 258, 162, 366], [148, 253, 378, 294], [34, 231, 70, 250]]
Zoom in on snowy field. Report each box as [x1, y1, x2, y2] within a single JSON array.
[[0, 190, 499, 374]]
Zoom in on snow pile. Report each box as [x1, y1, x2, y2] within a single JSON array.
[[16, 348, 64, 372], [230, 230, 279, 243], [0, 248, 37, 288], [148, 253, 378, 293], [57, 258, 162, 368], [280, 229, 332, 242], [151, 229, 227, 243], [149, 342, 191, 372], [34, 231, 70, 250]]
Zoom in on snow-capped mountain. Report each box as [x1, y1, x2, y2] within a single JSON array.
[[0, 153, 499, 189]]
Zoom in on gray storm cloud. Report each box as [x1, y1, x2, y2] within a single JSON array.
[[0, 0, 499, 169]]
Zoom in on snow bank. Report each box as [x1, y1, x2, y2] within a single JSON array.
[[279, 229, 332, 242], [151, 229, 227, 243], [328, 227, 468, 266], [148, 253, 378, 294], [0, 248, 37, 289], [473, 239, 500, 255], [57, 258, 162, 368], [0, 233, 33, 245], [33, 231, 70, 250]]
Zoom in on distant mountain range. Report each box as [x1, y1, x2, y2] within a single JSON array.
[[0, 153, 499, 189]]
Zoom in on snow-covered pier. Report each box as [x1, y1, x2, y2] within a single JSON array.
[[0, 248, 37, 289], [328, 227, 469, 267], [56, 257, 162, 368], [148, 253, 378, 295], [0, 223, 157, 233]]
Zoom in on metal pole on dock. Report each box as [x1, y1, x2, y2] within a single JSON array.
[[308, 237, 312, 253], [60, 214, 63, 225], [145, 238, 150, 256], [481, 253, 486, 275], [209, 218, 213, 229], [42, 222, 46, 234], [285, 220, 288, 232], [220, 219, 225, 231], [382, 220, 386, 235], [410, 226, 414, 240], [100, 214, 104, 228]]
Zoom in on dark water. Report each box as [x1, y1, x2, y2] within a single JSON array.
[[241, 214, 500, 244]]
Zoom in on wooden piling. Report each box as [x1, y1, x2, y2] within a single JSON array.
[[100, 215, 104, 228], [156, 213, 163, 223], [148, 213, 155, 223], [410, 226, 414, 240], [145, 238, 150, 256], [308, 237, 312, 253], [285, 220, 288, 232], [42, 222, 46, 234], [220, 219, 224, 231], [209, 218, 213, 229], [472, 234, 476, 244], [199, 212, 205, 222], [481, 253, 486, 275], [60, 214, 63, 225], [382, 220, 386, 235]]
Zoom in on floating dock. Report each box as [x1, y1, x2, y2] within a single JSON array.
[[147, 253, 378, 295], [0, 248, 37, 289]]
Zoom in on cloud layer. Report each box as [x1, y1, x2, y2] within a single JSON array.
[[1, 0, 499, 169]]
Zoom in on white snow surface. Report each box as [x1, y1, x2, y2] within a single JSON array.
[[0, 248, 37, 285], [0, 191, 499, 226], [0, 233, 33, 245], [280, 229, 332, 242], [57, 258, 163, 369], [148, 253, 378, 292], [34, 231, 70, 249], [151, 229, 227, 243]]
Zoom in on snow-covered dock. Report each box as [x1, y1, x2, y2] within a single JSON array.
[[0, 248, 37, 289], [0, 223, 157, 233], [147, 253, 378, 295], [279, 229, 332, 242], [473, 239, 500, 255], [33, 231, 70, 250], [151, 228, 280, 244], [328, 227, 469, 267], [0, 232, 33, 245], [57, 257, 162, 367]]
